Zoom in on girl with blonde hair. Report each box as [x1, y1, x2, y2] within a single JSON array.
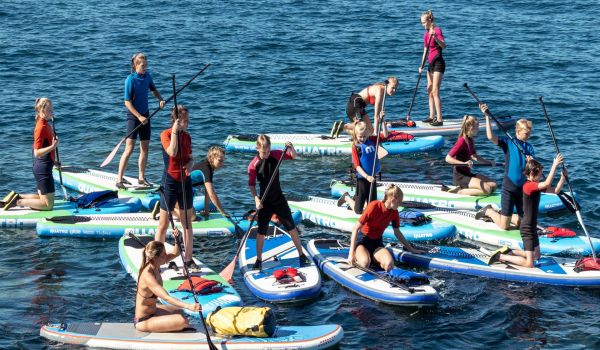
[[419, 10, 447, 126], [445, 115, 497, 195]]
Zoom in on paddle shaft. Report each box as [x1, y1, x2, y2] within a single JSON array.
[[49, 117, 68, 200], [368, 82, 387, 203], [538, 96, 595, 259], [463, 83, 528, 157], [406, 33, 435, 120], [171, 75, 217, 350], [100, 64, 210, 167]]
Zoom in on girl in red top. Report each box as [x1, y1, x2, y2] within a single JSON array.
[[154, 105, 195, 269], [3, 98, 59, 211], [445, 115, 497, 196], [348, 185, 422, 271], [419, 10, 447, 126], [487, 154, 566, 267]]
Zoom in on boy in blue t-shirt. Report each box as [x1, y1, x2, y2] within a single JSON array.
[[476, 103, 534, 230]]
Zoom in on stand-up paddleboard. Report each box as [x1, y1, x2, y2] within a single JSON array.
[[399, 205, 600, 256], [239, 226, 321, 302], [41, 322, 344, 350], [307, 239, 438, 305], [331, 179, 569, 213], [37, 210, 302, 239], [119, 235, 242, 317], [386, 115, 517, 137], [224, 133, 444, 156], [288, 195, 455, 242], [0, 197, 141, 229], [53, 166, 210, 211], [388, 242, 600, 287]]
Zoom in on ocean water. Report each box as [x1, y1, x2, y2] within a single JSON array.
[[1, 0, 600, 349]]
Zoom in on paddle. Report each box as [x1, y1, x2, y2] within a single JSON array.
[[464, 83, 578, 212], [50, 116, 69, 200], [368, 81, 387, 203], [219, 145, 291, 282], [100, 64, 210, 168], [171, 75, 217, 350], [538, 96, 595, 260], [406, 33, 435, 121]]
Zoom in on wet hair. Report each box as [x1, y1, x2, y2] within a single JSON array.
[[170, 104, 189, 125], [137, 240, 165, 286], [383, 184, 403, 203], [352, 121, 368, 145], [207, 145, 225, 162], [131, 52, 147, 73], [35, 97, 53, 120], [524, 158, 543, 178], [516, 118, 532, 131], [459, 115, 478, 138], [422, 10, 435, 24], [256, 134, 271, 148]]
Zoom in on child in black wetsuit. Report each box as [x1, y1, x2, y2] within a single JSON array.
[[247, 134, 309, 270], [487, 154, 566, 267]]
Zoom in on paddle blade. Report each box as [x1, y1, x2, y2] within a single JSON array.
[[557, 191, 579, 213], [219, 257, 237, 283], [60, 185, 69, 201], [100, 139, 125, 167], [377, 145, 388, 159]]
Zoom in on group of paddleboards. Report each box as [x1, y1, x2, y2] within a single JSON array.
[[7, 13, 594, 349]]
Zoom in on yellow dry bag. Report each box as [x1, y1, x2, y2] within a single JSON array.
[[206, 306, 276, 337]]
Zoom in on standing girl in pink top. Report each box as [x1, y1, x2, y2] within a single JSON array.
[[445, 115, 497, 196], [419, 10, 446, 126]]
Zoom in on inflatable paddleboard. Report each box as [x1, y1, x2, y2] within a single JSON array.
[[308, 239, 438, 305], [37, 210, 302, 239], [400, 205, 600, 256], [288, 195, 456, 242], [119, 235, 242, 317], [224, 133, 444, 156], [386, 115, 517, 137], [53, 166, 210, 211], [0, 197, 141, 228], [331, 179, 569, 213], [239, 226, 321, 302], [41, 322, 343, 350], [388, 242, 600, 287]]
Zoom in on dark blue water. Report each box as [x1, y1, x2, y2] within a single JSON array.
[[1, 1, 600, 348]]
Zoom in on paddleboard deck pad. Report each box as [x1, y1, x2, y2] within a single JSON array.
[[119, 235, 242, 317], [388, 242, 600, 287], [288, 195, 456, 242], [53, 166, 209, 211], [330, 179, 569, 213], [0, 197, 142, 228], [40, 322, 343, 350], [308, 239, 438, 305], [224, 133, 444, 156], [239, 226, 322, 302]]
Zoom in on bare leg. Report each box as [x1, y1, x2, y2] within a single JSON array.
[[343, 195, 356, 211], [431, 72, 444, 122], [135, 304, 189, 333], [457, 176, 497, 196], [255, 233, 265, 262], [139, 140, 149, 182], [118, 139, 136, 183], [354, 245, 371, 268], [155, 209, 170, 243], [179, 207, 195, 262], [498, 250, 535, 268], [373, 248, 394, 272], [426, 71, 435, 120], [17, 191, 54, 210], [484, 208, 513, 230], [288, 228, 304, 256]]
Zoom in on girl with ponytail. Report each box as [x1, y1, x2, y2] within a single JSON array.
[[134, 233, 201, 332], [419, 10, 447, 126], [445, 115, 497, 196]]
